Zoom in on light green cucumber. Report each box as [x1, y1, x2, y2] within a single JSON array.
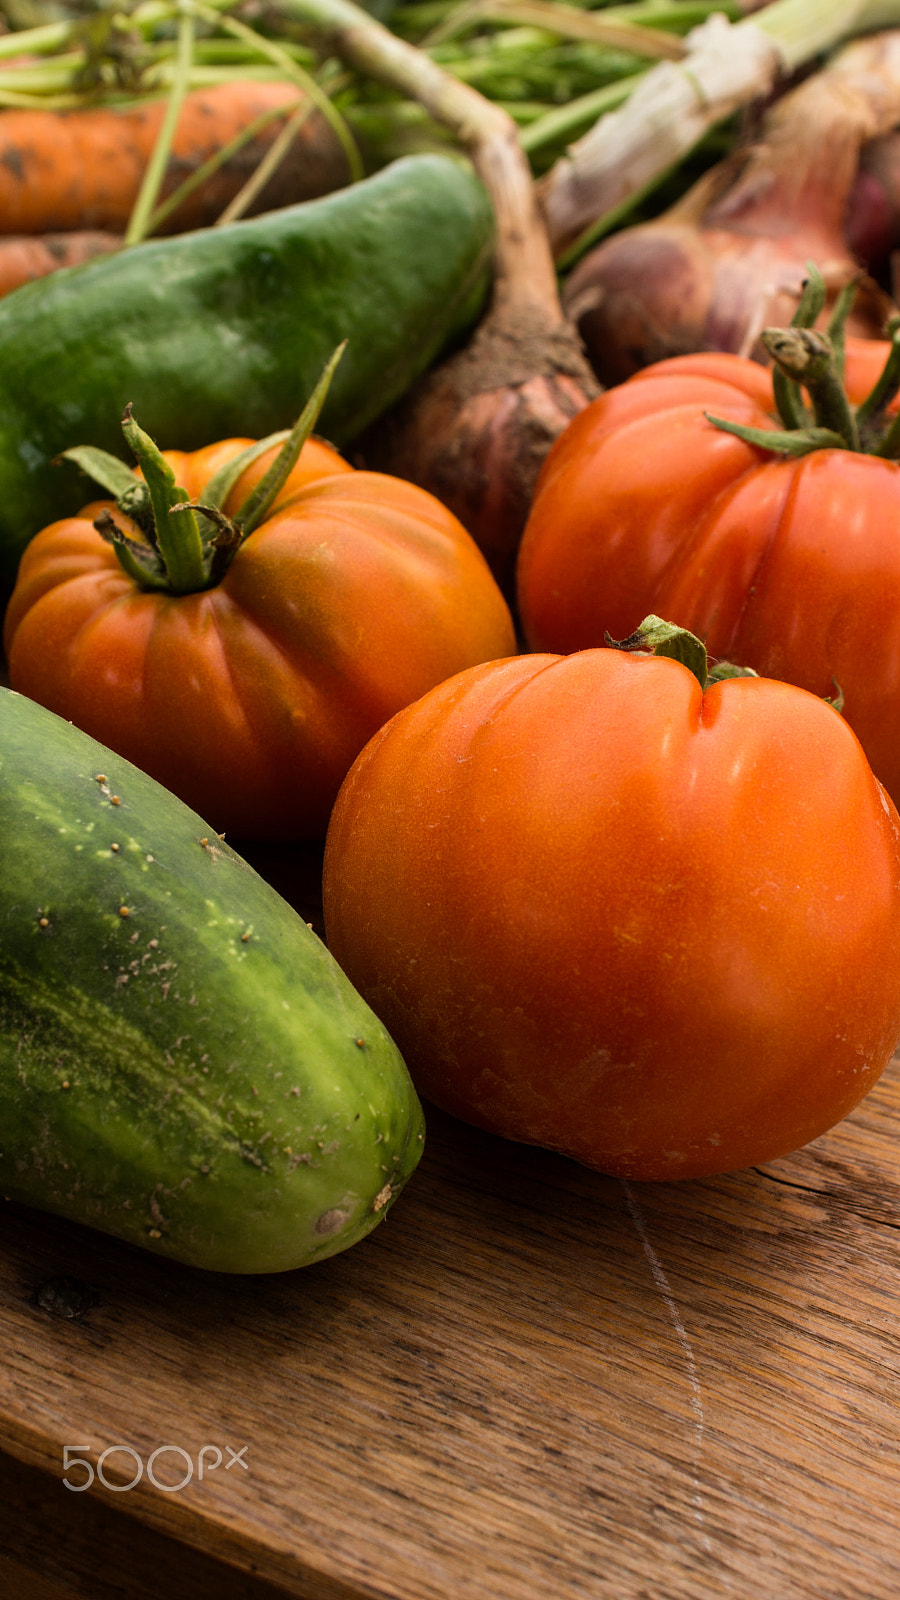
[[0, 688, 424, 1273]]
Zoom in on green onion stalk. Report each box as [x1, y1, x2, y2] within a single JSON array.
[[537, 0, 900, 264]]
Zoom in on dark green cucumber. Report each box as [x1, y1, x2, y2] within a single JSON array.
[[0, 688, 425, 1273], [0, 152, 494, 591]]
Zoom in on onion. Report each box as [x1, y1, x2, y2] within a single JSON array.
[[561, 32, 900, 386], [845, 130, 900, 281], [359, 306, 597, 597], [279, 0, 599, 594]]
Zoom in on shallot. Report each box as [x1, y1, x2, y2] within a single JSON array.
[[560, 31, 900, 385]]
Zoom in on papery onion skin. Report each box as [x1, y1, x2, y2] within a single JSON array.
[[560, 39, 900, 386], [358, 306, 599, 595], [562, 186, 893, 388]]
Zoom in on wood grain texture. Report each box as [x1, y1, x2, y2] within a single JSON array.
[[0, 1019, 899, 1599]]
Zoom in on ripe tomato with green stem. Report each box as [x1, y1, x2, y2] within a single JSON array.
[[3, 350, 516, 842], [322, 618, 900, 1182], [517, 270, 900, 811]]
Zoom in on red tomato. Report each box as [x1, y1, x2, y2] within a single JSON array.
[[322, 647, 900, 1181], [3, 436, 516, 840], [516, 337, 900, 808]]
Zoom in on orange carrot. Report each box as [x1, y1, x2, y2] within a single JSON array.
[[0, 79, 351, 236], [0, 231, 121, 297]]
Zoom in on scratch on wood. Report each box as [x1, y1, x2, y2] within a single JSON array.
[[622, 1179, 713, 1556]]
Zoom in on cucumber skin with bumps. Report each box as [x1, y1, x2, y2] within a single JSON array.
[[0, 688, 425, 1274]]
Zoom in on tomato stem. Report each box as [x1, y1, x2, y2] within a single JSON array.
[[232, 341, 346, 534], [605, 615, 758, 689], [760, 327, 860, 449], [121, 406, 209, 593], [768, 264, 823, 433], [92, 507, 170, 592], [63, 346, 346, 594], [703, 413, 847, 456], [708, 264, 900, 460], [858, 317, 900, 449], [874, 405, 900, 459], [824, 276, 856, 384]]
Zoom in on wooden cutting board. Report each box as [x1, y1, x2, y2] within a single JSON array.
[[1, 843, 899, 1600]]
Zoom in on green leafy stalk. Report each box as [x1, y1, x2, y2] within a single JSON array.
[[120, 407, 207, 592], [751, 0, 900, 71], [420, 1, 689, 57], [124, 3, 196, 247], [197, 431, 291, 513], [214, 97, 317, 227], [703, 416, 849, 457], [192, 0, 364, 184], [231, 342, 347, 534], [59, 446, 141, 503], [144, 98, 305, 234]]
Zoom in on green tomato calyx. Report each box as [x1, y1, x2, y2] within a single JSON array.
[[705, 265, 900, 460], [60, 342, 346, 595], [605, 615, 758, 690]]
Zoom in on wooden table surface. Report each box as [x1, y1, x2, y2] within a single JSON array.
[[1, 843, 900, 1600]]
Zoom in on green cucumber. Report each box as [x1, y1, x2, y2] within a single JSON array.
[[0, 152, 494, 592], [0, 687, 424, 1274]]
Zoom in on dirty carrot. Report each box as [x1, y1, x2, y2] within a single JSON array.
[[0, 230, 121, 297], [0, 77, 351, 235]]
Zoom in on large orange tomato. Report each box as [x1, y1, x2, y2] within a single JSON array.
[[516, 333, 900, 808], [3, 424, 516, 841], [322, 630, 900, 1181]]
